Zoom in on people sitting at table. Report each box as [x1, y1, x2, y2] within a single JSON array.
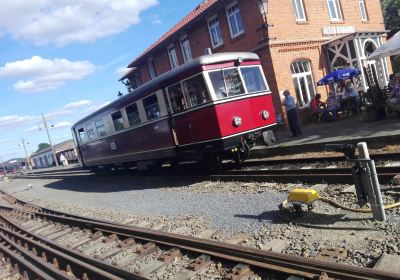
[[342, 80, 360, 115], [386, 73, 400, 116], [326, 91, 340, 121], [310, 93, 328, 121]]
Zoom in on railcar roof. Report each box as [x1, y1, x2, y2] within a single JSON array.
[[72, 52, 260, 128]]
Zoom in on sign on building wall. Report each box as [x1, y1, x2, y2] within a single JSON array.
[[322, 26, 355, 36]]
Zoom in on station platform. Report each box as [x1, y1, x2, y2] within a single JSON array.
[[253, 113, 400, 157]]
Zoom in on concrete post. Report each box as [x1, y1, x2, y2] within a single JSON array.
[[357, 142, 386, 221]]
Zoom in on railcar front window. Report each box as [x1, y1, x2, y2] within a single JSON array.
[[168, 84, 186, 112], [95, 119, 106, 136], [143, 94, 161, 120], [209, 68, 245, 99], [182, 74, 211, 107], [240, 67, 268, 93], [111, 111, 124, 131], [126, 103, 140, 126]]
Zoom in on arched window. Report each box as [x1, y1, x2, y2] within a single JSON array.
[[291, 60, 316, 107]]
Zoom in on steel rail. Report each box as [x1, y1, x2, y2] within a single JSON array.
[[246, 152, 400, 166], [1, 206, 399, 280], [0, 241, 55, 280], [0, 221, 127, 280], [0, 214, 148, 280]]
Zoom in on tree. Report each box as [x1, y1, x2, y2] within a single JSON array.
[[381, 0, 400, 37], [381, 0, 400, 73], [37, 143, 51, 152]]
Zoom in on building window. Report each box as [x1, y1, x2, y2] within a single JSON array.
[[208, 16, 223, 48], [143, 94, 161, 120], [226, 3, 244, 38], [327, 0, 342, 21], [358, 0, 368, 21], [290, 61, 316, 107], [147, 57, 157, 79], [111, 111, 124, 131], [95, 119, 106, 137], [292, 0, 306, 21], [125, 103, 141, 127], [180, 36, 192, 62], [168, 46, 179, 69]]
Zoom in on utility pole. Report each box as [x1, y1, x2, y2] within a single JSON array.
[[41, 113, 59, 167], [20, 138, 31, 171], [0, 155, 6, 173]]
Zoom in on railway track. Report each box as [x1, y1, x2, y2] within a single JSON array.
[[12, 165, 400, 184], [0, 191, 399, 280]]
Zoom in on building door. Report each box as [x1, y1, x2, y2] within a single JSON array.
[[291, 61, 316, 107]]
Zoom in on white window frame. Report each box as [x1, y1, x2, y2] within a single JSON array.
[[208, 15, 223, 48], [327, 0, 343, 21], [168, 45, 179, 69], [290, 61, 316, 107], [292, 0, 306, 21], [226, 2, 244, 39], [147, 57, 156, 79], [358, 0, 368, 21], [180, 36, 192, 62]]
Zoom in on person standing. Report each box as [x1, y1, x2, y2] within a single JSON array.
[[282, 90, 302, 137]]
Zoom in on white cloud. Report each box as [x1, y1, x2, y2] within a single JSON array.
[[0, 56, 95, 93], [52, 121, 71, 129], [64, 100, 92, 109], [82, 101, 111, 114], [0, 0, 158, 46], [115, 66, 130, 78], [0, 115, 37, 131], [0, 139, 11, 144]]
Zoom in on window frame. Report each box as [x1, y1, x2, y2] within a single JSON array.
[[225, 2, 244, 39], [142, 94, 161, 121], [292, 0, 306, 21], [327, 0, 343, 21], [358, 0, 368, 21], [95, 119, 106, 137], [85, 123, 98, 141], [207, 15, 223, 48], [207, 66, 247, 100], [147, 57, 157, 79], [180, 36, 192, 63], [168, 45, 179, 69], [77, 128, 86, 144], [290, 60, 316, 108], [239, 65, 269, 94], [125, 102, 141, 127], [111, 110, 125, 132]]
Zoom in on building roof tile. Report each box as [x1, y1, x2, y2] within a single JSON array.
[[128, 0, 219, 68]]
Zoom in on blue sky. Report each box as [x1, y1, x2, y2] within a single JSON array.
[[0, 0, 200, 161]]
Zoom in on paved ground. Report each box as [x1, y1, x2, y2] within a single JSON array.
[[253, 113, 400, 156], [1, 177, 286, 233]]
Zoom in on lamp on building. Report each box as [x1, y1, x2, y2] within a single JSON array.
[[256, 0, 268, 20]]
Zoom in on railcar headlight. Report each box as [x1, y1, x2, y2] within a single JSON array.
[[261, 110, 270, 120], [232, 116, 242, 127]]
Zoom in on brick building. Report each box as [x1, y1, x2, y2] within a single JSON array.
[[30, 139, 78, 169], [120, 0, 390, 122]]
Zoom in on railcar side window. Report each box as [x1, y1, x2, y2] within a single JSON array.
[[209, 68, 245, 99], [143, 94, 161, 120], [182, 74, 211, 107], [240, 66, 268, 93], [95, 119, 106, 137], [86, 125, 97, 141], [126, 103, 140, 126], [111, 111, 124, 131], [77, 128, 86, 143], [168, 83, 186, 112]]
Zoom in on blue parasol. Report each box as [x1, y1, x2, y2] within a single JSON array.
[[317, 68, 361, 86]]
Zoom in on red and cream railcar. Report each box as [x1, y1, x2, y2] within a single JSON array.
[[72, 52, 276, 171]]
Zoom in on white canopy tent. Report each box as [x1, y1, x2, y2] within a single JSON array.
[[368, 31, 400, 60]]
